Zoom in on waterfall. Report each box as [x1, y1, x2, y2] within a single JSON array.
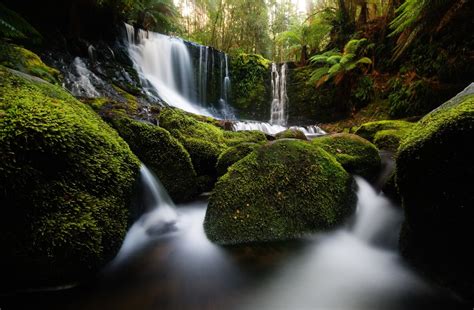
[[125, 24, 211, 116], [115, 165, 178, 259], [270, 63, 288, 126], [232, 63, 325, 137], [67, 57, 101, 98], [217, 53, 235, 119]]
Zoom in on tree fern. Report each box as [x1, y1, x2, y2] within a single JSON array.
[[389, 0, 466, 60]]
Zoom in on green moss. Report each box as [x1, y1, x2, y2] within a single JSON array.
[[0, 67, 140, 287], [181, 137, 222, 179], [109, 116, 198, 202], [396, 94, 474, 300], [313, 133, 381, 180], [223, 130, 267, 146], [373, 128, 411, 151], [159, 108, 227, 179], [204, 140, 356, 245], [354, 120, 414, 142], [275, 128, 308, 140], [230, 53, 272, 120], [216, 143, 261, 176], [286, 66, 339, 124], [159, 108, 226, 146], [0, 44, 61, 84]]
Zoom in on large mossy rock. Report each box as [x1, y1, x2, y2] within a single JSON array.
[[0, 67, 140, 288], [204, 140, 356, 244], [159, 108, 227, 179], [109, 116, 198, 202], [313, 133, 381, 180], [275, 128, 308, 140], [354, 120, 414, 144], [216, 143, 261, 177], [223, 130, 267, 146], [396, 94, 474, 301]]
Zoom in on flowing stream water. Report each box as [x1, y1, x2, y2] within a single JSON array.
[[5, 161, 464, 310]]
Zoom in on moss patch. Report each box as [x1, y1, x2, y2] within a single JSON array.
[[216, 143, 261, 177], [354, 120, 414, 142], [204, 140, 356, 245], [159, 108, 227, 179], [109, 116, 198, 202], [373, 128, 411, 151], [0, 67, 140, 288], [275, 128, 308, 140], [223, 130, 267, 146], [313, 133, 381, 180], [0, 44, 61, 84]]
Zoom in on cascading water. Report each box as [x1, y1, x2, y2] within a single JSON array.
[[125, 24, 210, 116], [216, 53, 235, 119], [233, 62, 325, 137], [115, 165, 178, 260], [270, 63, 288, 126], [67, 57, 101, 98]]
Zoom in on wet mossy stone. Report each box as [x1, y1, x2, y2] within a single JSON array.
[[159, 108, 227, 178], [373, 128, 412, 151], [313, 133, 381, 181], [396, 95, 474, 301], [275, 128, 308, 140], [0, 67, 140, 288], [354, 120, 414, 142], [216, 143, 261, 177], [0, 44, 61, 84], [181, 137, 223, 178], [204, 140, 356, 245], [109, 116, 198, 202], [223, 130, 267, 146]]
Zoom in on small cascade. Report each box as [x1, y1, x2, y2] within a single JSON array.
[[116, 165, 178, 259], [270, 63, 288, 126], [197, 46, 209, 106], [217, 53, 235, 119], [232, 121, 326, 137], [67, 57, 101, 98], [232, 62, 325, 137]]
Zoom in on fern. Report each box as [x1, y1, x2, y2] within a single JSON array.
[[389, 0, 465, 60], [309, 38, 372, 87]]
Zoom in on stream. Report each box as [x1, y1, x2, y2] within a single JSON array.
[[1, 161, 468, 310]]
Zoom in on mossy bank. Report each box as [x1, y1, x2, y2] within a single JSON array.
[[0, 67, 140, 288]]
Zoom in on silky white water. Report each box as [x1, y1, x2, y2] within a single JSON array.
[[100, 167, 461, 310], [125, 24, 211, 116], [270, 63, 288, 126]]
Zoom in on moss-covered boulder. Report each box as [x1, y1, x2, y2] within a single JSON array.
[[109, 116, 198, 202], [0, 45, 61, 84], [204, 140, 356, 244], [396, 95, 474, 301], [223, 130, 267, 146], [216, 143, 261, 177], [275, 128, 308, 140], [373, 128, 412, 151], [159, 108, 227, 178], [0, 67, 140, 288], [313, 133, 381, 180], [354, 120, 414, 142]]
